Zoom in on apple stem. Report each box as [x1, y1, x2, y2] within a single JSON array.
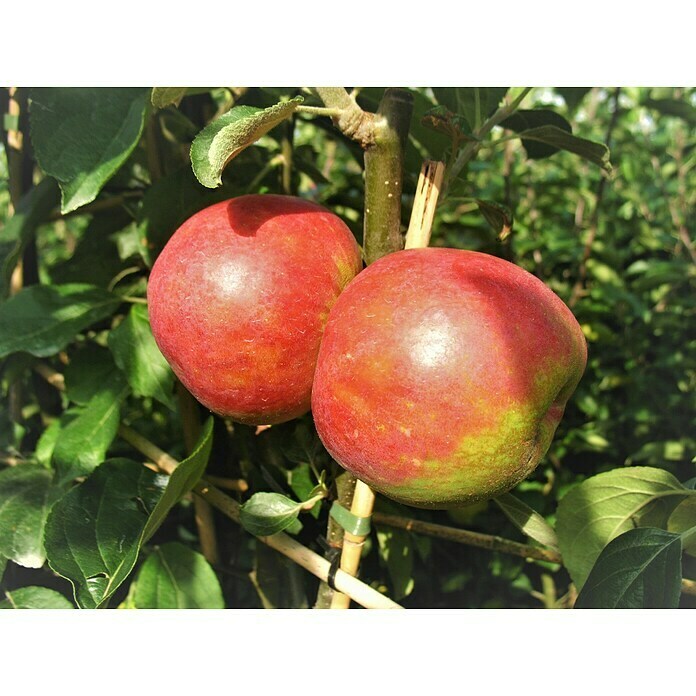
[[404, 160, 446, 249]]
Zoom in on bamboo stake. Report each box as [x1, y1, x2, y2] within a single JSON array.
[[116, 425, 401, 609], [330, 160, 446, 609], [404, 160, 445, 250], [30, 365, 400, 609]]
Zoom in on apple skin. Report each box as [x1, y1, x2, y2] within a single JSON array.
[[311, 248, 587, 508], [147, 194, 362, 425]]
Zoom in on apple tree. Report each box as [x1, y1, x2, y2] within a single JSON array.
[[0, 86, 694, 609]]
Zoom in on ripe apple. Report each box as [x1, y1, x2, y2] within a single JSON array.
[[147, 194, 362, 425], [311, 248, 587, 508]]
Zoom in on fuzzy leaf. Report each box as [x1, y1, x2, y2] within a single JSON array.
[[239, 492, 303, 537], [190, 98, 303, 188], [151, 88, 188, 109]]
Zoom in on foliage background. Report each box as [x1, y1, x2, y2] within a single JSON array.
[[0, 86, 694, 609]]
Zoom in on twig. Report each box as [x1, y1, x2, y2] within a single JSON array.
[[371, 511, 562, 563], [116, 425, 401, 610], [33, 363, 400, 609]]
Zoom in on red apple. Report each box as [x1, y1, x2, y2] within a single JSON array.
[[147, 194, 362, 425], [311, 248, 587, 508]]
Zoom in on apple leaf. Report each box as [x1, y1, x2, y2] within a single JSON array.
[[433, 87, 508, 131], [514, 126, 612, 170], [44, 458, 167, 609], [0, 586, 74, 609], [190, 97, 303, 188], [52, 383, 130, 484], [500, 108, 611, 170], [44, 420, 213, 608], [375, 525, 415, 601], [250, 543, 309, 609], [0, 465, 66, 568], [494, 493, 559, 552], [150, 88, 188, 109], [239, 492, 304, 537], [29, 88, 150, 213], [667, 497, 696, 555], [476, 199, 513, 240], [574, 527, 683, 609], [140, 417, 214, 543], [555, 466, 692, 590], [131, 542, 224, 609], [643, 98, 696, 126], [0, 284, 121, 359], [108, 303, 176, 410], [0, 178, 60, 299], [64, 343, 127, 406]]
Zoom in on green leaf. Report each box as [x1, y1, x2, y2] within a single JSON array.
[[64, 343, 127, 405], [494, 493, 560, 552], [556, 87, 591, 113], [44, 458, 168, 608], [0, 178, 60, 299], [644, 98, 696, 126], [375, 524, 414, 601], [108, 303, 175, 409], [44, 417, 213, 608], [0, 283, 120, 358], [190, 97, 303, 188], [29, 87, 150, 213], [575, 528, 682, 609], [0, 586, 74, 609], [250, 543, 309, 609], [432, 87, 508, 131], [515, 125, 612, 170], [555, 466, 692, 590], [141, 417, 214, 543], [151, 88, 188, 109], [500, 108, 611, 170], [476, 199, 513, 239], [239, 492, 303, 537], [667, 497, 696, 554], [35, 415, 72, 468], [132, 542, 224, 609], [0, 465, 65, 568], [52, 383, 130, 484]]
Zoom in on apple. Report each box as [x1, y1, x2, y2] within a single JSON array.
[[147, 194, 362, 425], [311, 248, 587, 508]]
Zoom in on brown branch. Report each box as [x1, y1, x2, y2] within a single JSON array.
[[372, 511, 562, 563]]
